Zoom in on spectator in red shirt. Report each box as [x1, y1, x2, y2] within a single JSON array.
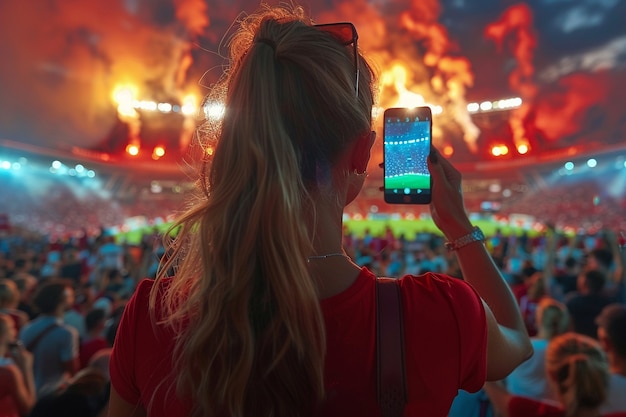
[[79, 308, 108, 370]]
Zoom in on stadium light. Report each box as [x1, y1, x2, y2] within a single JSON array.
[[517, 144, 529, 154], [491, 145, 509, 157], [126, 144, 140, 156], [467, 97, 523, 113], [152, 146, 166, 160]]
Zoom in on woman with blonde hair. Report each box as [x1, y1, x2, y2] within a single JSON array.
[[486, 332, 626, 417], [0, 313, 35, 417], [108, 3, 531, 417], [506, 297, 570, 401]]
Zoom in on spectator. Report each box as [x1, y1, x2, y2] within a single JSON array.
[[62, 285, 87, 340], [486, 332, 626, 417], [0, 313, 36, 416], [566, 270, 613, 338], [553, 256, 581, 299], [59, 248, 83, 286], [95, 236, 124, 273], [18, 280, 79, 396], [79, 309, 108, 369], [596, 304, 626, 414], [108, 5, 531, 417], [11, 276, 37, 321], [0, 279, 29, 332], [28, 367, 109, 417], [506, 298, 570, 401]]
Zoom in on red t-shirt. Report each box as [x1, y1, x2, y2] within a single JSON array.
[[79, 337, 109, 369], [110, 268, 487, 416], [509, 396, 626, 417]]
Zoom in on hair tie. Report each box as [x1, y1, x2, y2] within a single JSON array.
[[257, 38, 277, 51]]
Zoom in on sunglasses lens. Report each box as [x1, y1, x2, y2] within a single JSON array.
[[314, 23, 356, 45], [313, 23, 359, 97]]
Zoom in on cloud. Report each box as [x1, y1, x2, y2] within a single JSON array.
[[540, 35, 626, 81]]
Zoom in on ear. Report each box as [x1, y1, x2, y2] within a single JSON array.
[[597, 329, 612, 352], [351, 131, 375, 173]]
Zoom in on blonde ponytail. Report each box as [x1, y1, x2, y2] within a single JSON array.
[[546, 333, 609, 416]]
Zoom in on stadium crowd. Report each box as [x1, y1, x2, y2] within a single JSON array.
[[0, 219, 624, 416]]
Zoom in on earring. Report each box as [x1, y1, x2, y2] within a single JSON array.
[[353, 169, 368, 177]]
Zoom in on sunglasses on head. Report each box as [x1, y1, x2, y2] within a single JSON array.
[[313, 22, 359, 98]]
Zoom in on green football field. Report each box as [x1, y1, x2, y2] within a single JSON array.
[[115, 217, 537, 245], [385, 174, 431, 190]]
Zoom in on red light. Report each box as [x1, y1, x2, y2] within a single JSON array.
[[443, 145, 454, 157], [126, 144, 140, 156], [517, 144, 529, 154], [491, 144, 509, 157], [153, 146, 166, 158]]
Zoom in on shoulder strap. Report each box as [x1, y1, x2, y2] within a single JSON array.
[[376, 277, 407, 417], [26, 322, 60, 352]]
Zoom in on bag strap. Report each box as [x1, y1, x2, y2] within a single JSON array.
[[376, 277, 407, 417], [26, 322, 59, 352]]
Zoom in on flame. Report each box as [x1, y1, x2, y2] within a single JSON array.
[[485, 3, 537, 153], [0, 0, 211, 154], [316, 0, 480, 157], [173, 0, 209, 37], [112, 85, 141, 144], [179, 93, 199, 152], [381, 64, 427, 108]]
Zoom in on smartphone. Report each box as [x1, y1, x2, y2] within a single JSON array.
[[383, 107, 432, 204]]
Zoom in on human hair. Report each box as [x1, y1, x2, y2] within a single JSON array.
[[564, 256, 577, 269], [0, 312, 12, 339], [151, 4, 376, 417], [546, 332, 609, 416], [589, 248, 613, 270], [85, 308, 107, 332], [596, 303, 626, 359], [14, 258, 28, 270], [582, 269, 606, 294], [33, 280, 70, 315], [0, 278, 19, 308], [106, 268, 121, 281], [536, 298, 570, 340], [526, 272, 546, 301]]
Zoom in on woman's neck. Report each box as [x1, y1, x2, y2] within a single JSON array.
[[308, 198, 361, 299]]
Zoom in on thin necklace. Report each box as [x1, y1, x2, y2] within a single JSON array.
[[307, 252, 350, 263]]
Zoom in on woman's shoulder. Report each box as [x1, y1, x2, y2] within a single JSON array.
[[398, 272, 480, 300], [132, 277, 172, 299], [0, 361, 21, 385], [121, 277, 174, 321]]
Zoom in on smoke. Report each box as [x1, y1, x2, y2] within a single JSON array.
[[314, 0, 480, 160], [485, 3, 538, 152], [529, 71, 619, 148], [397, 0, 480, 153], [0, 0, 208, 154]]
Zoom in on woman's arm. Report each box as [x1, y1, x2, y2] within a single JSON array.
[[8, 345, 35, 416], [108, 386, 147, 417], [483, 381, 512, 417], [428, 148, 533, 380]]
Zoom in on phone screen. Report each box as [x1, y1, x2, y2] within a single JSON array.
[[383, 107, 432, 204]]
